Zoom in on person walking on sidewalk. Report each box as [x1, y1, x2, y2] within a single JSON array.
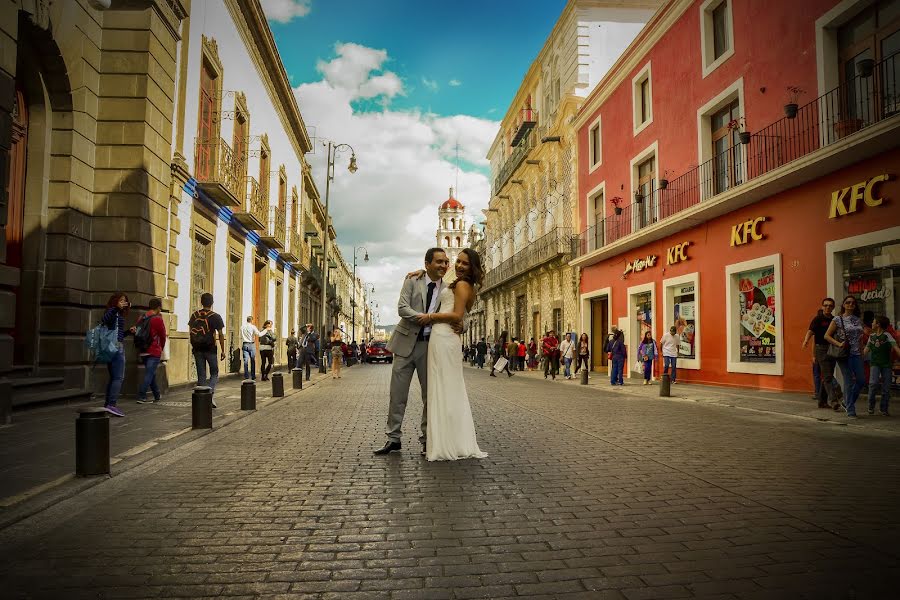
[[527, 338, 538, 371], [189, 293, 225, 408], [240, 316, 260, 380], [638, 331, 657, 385], [824, 295, 865, 417], [490, 331, 514, 378], [574, 333, 590, 375], [659, 326, 680, 384], [865, 315, 898, 416], [476, 338, 487, 369], [560, 333, 575, 379], [517, 339, 527, 371], [101, 293, 132, 417], [300, 323, 319, 380], [330, 328, 345, 379], [542, 330, 560, 380], [286, 329, 299, 370], [135, 297, 167, 405], [803, 298, 841, 408], [609, 330, 626, 386], [259, 320, 276, 381]]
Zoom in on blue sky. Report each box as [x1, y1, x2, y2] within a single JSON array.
[[269, 0, 566, 120]]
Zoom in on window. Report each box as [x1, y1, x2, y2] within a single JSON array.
[[227, 253, 242, 361], [191, 234, 212, 311], [635, 155, 657, 230], [291, 187, 298, 232], [590, 189, 605, 250], [259, 141, 270, 201], [553, 308, 562, 337], [725, 254, 783, 376], [632, 63, 653, 134], [588, 117, 602, 168], [710, 99, 743, 194], [700, 0, 734, 77], [196, 59, 218, 180], [232, 93, 249, 181], [278, 167, 286, 210], [663, 273, 701, 370]]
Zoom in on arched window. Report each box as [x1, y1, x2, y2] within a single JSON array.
[[451, 218, 456, 229], [444, 236, 450, 247], [455, 236, 461, 247]]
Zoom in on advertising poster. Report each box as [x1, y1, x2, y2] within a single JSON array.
[[635, 292, 652, 340], [738, 266, 777, 363], [673, 284, 696, 359]]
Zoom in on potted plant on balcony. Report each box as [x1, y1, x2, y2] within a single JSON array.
[[833, 116, 864, 138], [728, 117, 751, 144], [609, 196, 623, 216], [857, 58, 875, 78], [659, 170, 673, 190], [784, 86, 804, 119], [634, 190, 644, 204]]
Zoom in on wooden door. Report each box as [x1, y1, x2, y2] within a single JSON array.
[[196, 60, 216, 180], [591, 297, 608, 372], [7, 84, 28, 363]]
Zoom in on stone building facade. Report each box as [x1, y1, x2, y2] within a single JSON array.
[[481, 0, 660, 344]]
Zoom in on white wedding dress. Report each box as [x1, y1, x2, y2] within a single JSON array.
[[426, 286, 488, 461]]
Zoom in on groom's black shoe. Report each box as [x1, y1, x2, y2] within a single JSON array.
[[373, 441, 402, 455]]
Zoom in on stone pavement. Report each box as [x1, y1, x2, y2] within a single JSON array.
[[1, 363, 899, 599], [0, 365, 331, 516]]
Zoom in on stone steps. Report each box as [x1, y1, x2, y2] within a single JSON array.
[[11, 387, 93, 409]]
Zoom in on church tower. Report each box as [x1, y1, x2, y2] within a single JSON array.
[[436, 187, 466, 282]]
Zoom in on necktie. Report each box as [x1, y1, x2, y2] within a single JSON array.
[[425, 282, 436, 313]]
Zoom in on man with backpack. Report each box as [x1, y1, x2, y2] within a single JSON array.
[[135, 297, 167, 404], [189, 293, 225, 407]]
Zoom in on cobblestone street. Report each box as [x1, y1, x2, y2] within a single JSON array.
[[1, 364, 899, 599]]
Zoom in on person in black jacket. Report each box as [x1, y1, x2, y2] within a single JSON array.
[[490, 331, 513, 378]]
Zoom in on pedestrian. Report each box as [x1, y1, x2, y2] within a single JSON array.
[[560, 333, 575, 379], [350, 339, 359, 366], [516, 339, 526, 371], [638, 330, 657, 385], [258, 320, 276, 380], [824, 295, 865, 417], [527, 337, 538, 371], [300, 323, 319, 380], [802, 298, 841, 408], [100, 293, 132, 417], [490, 331, 514, 377], [286, 328, 299, 370], [542, 330, 560, 380], [359, 340, 367, 365], [609, 329, 626, 385], [864, 315, 898, 416], [135, 297, 167, 405], [507, 337, 519, 372], [574, 333, 590, 374], [189, 293, 225, 407], [659, 326, 680, 384], [476, 337, 487, 368], [331, 328, 344, 379], [240, 316, 260, 380]]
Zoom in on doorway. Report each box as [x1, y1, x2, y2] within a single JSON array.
[[590, 297, 609, 372], [253, 259, 267, 327], [7, 84, 28, 363]]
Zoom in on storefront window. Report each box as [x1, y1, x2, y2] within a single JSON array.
[[673, 284, 697, 359], [737, 266, 777, 363], [634, 291, 652, 340]]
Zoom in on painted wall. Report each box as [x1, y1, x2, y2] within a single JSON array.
[[580, 148, 900, 392]]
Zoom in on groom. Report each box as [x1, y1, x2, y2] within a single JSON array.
[[374, 247, 458, 456]]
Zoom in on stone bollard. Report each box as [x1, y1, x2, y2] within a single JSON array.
[[659, 373, 671, 397], [580, 368, 589, 385], [192, 386, 213, 429], [75, 408, 110, 477], [0, 381, 12, 424], [292, 368, 303, 390], [271, 372, 284, 397], [241, 380, 256, 410]]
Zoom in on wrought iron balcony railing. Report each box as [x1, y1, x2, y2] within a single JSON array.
[[574, 52, 900, 259], [482, 227, 573, 293], [510, 107, 538, 146], [493, 129, 536, 196], [233, 176, 267, 230], [194, 137, 243, 207]]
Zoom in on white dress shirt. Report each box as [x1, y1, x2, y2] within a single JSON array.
[[423, 275, 443, 337]]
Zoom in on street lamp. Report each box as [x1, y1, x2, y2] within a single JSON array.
[[352, 246, 369, 342], [319, 140, 358, 373]]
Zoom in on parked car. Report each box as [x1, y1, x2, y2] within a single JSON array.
[[366, 342, 393, 364]]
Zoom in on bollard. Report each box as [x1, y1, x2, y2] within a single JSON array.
[[192, 386, 213, 429], [580, 368, 589, 385], [241, 380, 256, 410], [292, 368, 303, 390], [659, 373, 671, 397], [75, 408, 110, 476], [271, 372, 284, 397]]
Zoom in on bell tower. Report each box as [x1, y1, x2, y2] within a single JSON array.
[[435, 187, 466, 282]]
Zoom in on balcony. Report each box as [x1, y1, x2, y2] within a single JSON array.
[[573, 52, 900, 265], [281, 228, 301, 263], [194, 137, 243, 208], [493, 129, 536, 195], [303, 260, 322, 290], [481, 227, 573, 294], [260, 205, 286, 249], [510, 107, 538, 146], [233, 176, 267, 230]]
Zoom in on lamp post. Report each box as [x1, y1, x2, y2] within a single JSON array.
[[364, 284, 375, 341], [351, 246, 369, 342], [319, 141, 358, 373]]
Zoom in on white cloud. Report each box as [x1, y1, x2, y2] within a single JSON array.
[[294, 43, 499, 327], [260, 0, 311, 23], [422, 77, 439, 92], [448, 79, 462, 87]]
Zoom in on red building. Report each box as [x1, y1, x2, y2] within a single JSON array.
[[572, 0, 900, 392]]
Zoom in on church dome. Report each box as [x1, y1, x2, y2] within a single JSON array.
[[440, 187, 464, 210]]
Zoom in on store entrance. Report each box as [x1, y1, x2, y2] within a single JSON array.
[[590, 297, 608, 372]]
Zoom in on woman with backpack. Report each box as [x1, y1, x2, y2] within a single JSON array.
[[135, 297, 167, 404], [637, 330, 657, 385], [101, 293, 132, 417], [259, 320, 276, 381]]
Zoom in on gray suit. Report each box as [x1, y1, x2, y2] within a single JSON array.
[[385, 276, 439, 444]]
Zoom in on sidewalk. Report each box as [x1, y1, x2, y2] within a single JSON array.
[[0, 366, 333, 522], [468, 363, 900, 435]]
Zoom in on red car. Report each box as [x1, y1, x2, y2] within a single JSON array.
[[366, 342, 393, 364]]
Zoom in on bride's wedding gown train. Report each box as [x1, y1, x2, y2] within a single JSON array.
[[426, 286, 488, 462]]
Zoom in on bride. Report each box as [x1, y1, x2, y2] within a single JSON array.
[[414, 248, 488, 461]]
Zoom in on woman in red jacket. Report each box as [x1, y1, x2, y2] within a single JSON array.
[[135, 297, 168, 404]]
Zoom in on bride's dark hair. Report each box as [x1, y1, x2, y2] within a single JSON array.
[[451, 248, 484, 289]]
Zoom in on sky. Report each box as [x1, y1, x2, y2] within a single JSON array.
[[260, 0, 566, 328]]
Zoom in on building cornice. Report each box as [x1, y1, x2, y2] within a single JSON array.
[[573, 0, 691, 130]]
